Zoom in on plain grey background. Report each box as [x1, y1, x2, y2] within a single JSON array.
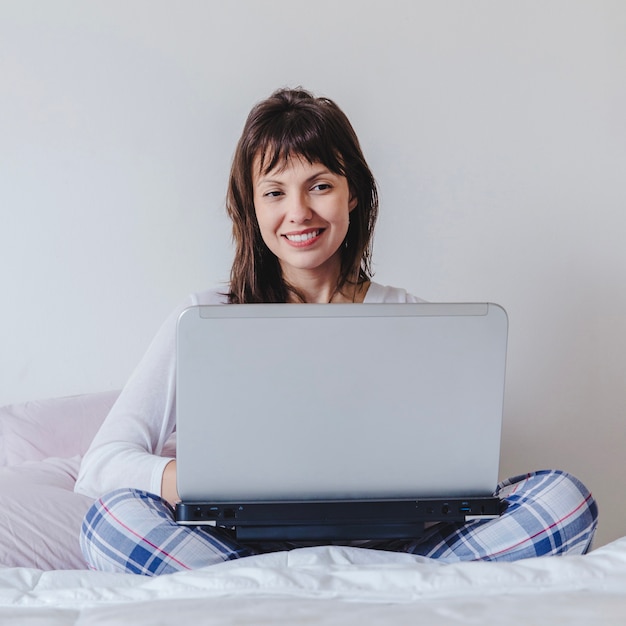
[[1, 1, 624, 547]]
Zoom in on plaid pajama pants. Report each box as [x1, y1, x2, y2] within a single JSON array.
[[80, 470, 598, 576]]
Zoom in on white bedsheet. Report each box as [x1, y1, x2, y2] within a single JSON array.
[[2, 538, 626, 625]]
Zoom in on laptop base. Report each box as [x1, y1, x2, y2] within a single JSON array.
[[176, 497, 504, 542], [235, 522, 429, 542]]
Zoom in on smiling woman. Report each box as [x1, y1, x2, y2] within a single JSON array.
[[226, 88, 378, 304], [73, 87, 598, 576]]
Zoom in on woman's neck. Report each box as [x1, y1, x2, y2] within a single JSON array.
[[285, 274, 370, 304], [280, 255, 370, 303]]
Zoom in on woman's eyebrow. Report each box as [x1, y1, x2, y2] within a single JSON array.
[[255, 175, 282, 186], [256, 167, 334, 187], [305, 167, 334, 182]]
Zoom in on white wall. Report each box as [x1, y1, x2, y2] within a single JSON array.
[[1, 0, 624, 547]]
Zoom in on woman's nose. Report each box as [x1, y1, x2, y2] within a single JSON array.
[[287, 193, 313, 222]]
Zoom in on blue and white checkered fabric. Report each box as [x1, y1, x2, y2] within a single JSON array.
[[80, 489, 253, 575], [80, 470, 598, 575], [404, 470, 598, 561]]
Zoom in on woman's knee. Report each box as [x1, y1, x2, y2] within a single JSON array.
[[86, 487, 173, 527], [497, 469, 598, 555], [80, 488, 174, 573], [80, 488, 255, 575], [498, 470, 594, 507]]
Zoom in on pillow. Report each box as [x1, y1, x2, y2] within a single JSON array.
[[0, 391, 118, 467], [0, 456, 93, 570]]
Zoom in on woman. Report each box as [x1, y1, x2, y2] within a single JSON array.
[[75, 88, 597, 575]]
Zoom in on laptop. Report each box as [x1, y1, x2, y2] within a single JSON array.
[[175, 302, 508, 542]]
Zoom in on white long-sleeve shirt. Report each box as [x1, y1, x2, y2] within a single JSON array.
[[74, 282, 423, 498]]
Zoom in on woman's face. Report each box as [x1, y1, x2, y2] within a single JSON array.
[[252, 155, 357, 286]]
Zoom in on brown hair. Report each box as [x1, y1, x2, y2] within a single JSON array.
[[226, 88, 378, 303]]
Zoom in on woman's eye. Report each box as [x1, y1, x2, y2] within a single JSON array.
[[264, 190, 282, 198], [312, 183, 331, 192]]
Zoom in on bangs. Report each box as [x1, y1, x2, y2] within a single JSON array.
[[254, 116, 347, 177]]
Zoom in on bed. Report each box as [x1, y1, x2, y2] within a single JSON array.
[[1, 391, 625, 625]]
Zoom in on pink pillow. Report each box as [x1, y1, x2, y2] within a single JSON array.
[[0, 456, 93, 570], [0, 391, 119, 569], [0, 391, 118, 467]]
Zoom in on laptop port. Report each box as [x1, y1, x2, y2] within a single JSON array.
[[203, 507, 220, 519]]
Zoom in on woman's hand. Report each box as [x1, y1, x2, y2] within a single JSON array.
[[161, 460, 180, 507]]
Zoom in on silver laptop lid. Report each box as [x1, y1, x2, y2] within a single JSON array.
[[176, 303, 508, 502]]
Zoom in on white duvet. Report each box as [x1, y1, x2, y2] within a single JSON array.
[[2, 539, 626, 625]]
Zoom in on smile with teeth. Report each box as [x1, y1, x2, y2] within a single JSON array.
[[284, 229, 323, 243]]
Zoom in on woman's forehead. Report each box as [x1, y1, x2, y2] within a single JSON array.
[[253, 145, 345, 180], [254, 148, 311, 175]]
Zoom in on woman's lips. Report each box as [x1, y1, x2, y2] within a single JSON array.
[[283, 229, 324, 246]]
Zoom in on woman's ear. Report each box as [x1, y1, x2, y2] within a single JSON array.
[[348, 189, 358, 212]]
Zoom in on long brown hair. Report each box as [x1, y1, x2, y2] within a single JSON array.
[[226, 88, 378, 303]]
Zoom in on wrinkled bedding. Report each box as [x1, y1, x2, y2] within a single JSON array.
[[2, 541, 626, 624], [1, 392, 625, 625]]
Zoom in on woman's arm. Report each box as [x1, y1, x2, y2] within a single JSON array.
[[74, 300, 185, 498], [75, 289, 229, 500]]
